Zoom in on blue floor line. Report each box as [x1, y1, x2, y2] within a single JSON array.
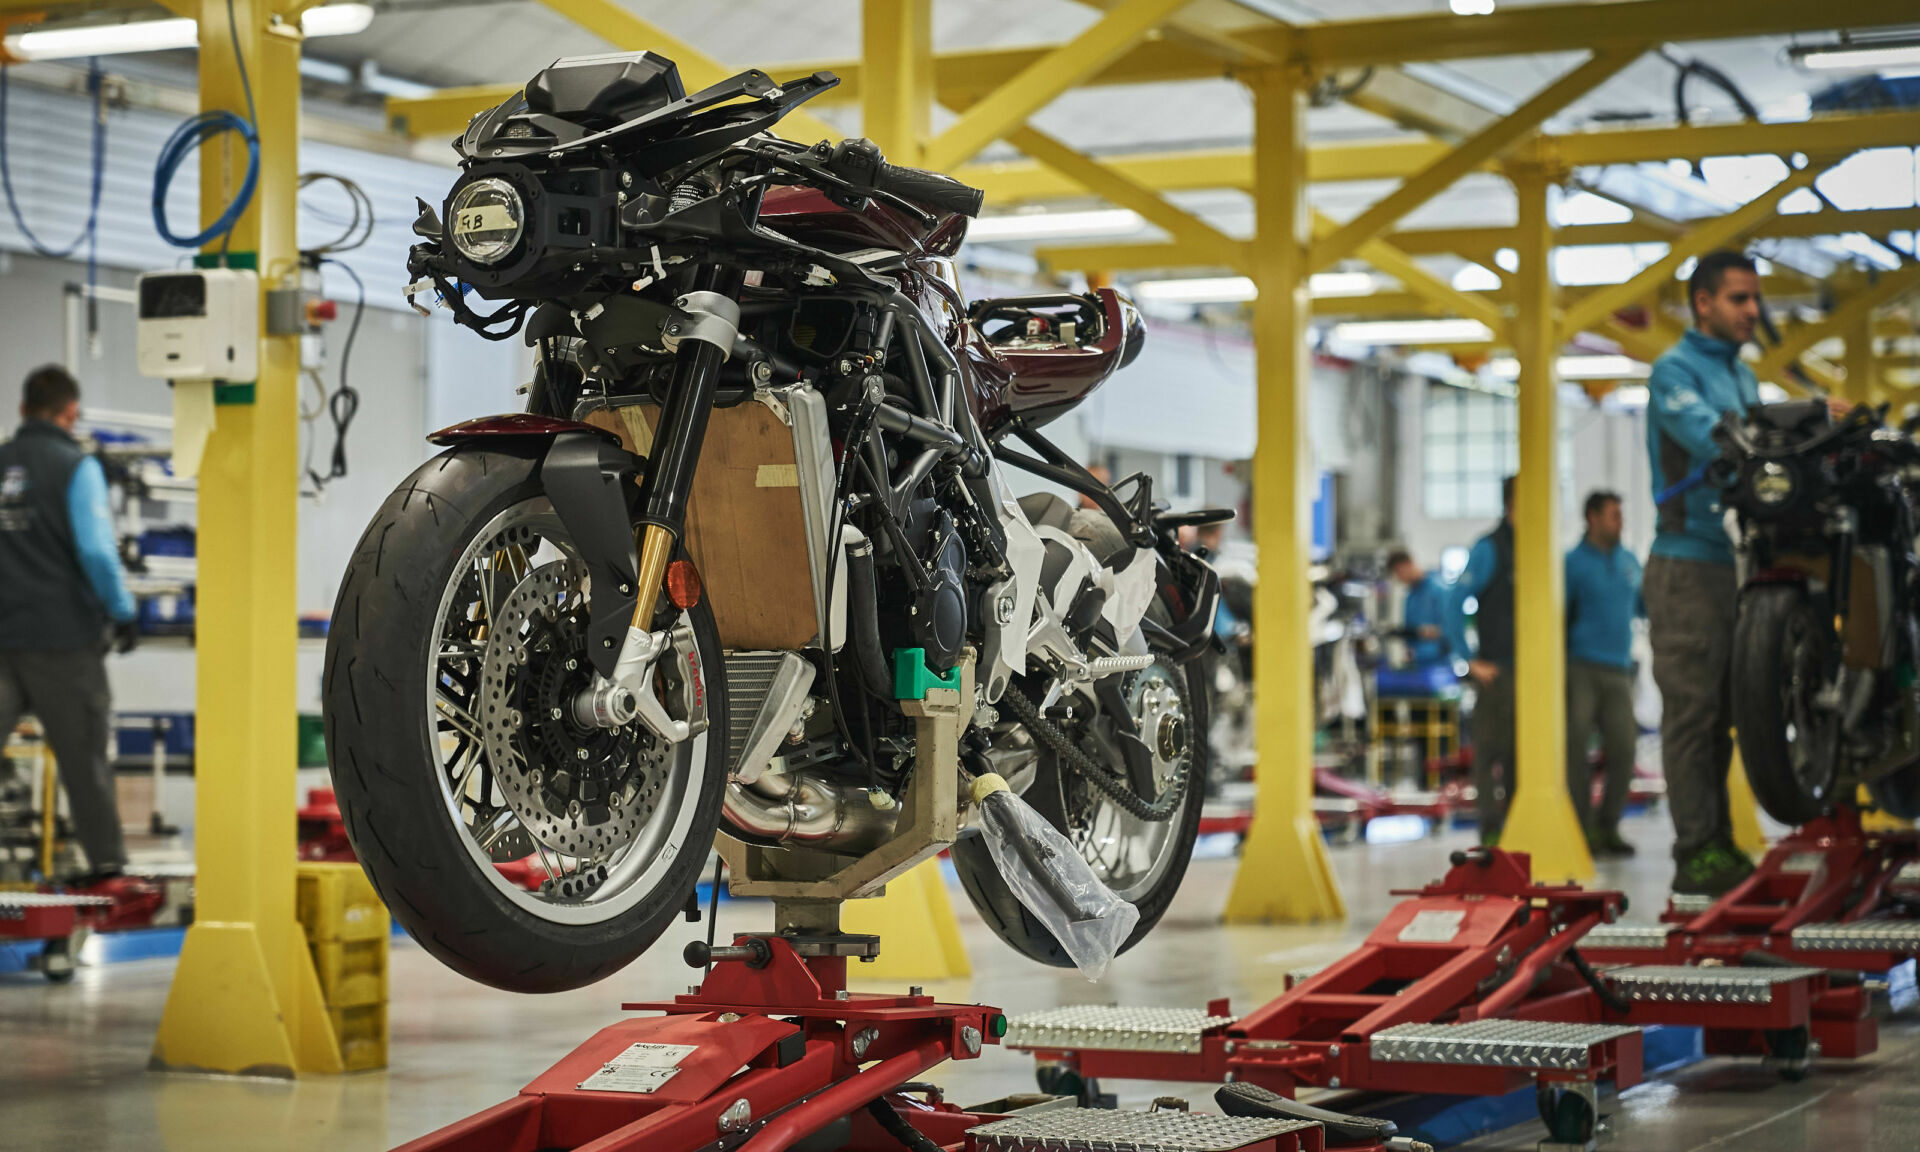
[[1369, 1026, 1703, 1148]]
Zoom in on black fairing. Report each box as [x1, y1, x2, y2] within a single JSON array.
[[526, 52, 685, 126]]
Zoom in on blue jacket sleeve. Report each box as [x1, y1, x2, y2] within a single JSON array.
[[1445, 537, 1495, 662], [67, 457, 136, 624], [1648, 356, 1724, 462]]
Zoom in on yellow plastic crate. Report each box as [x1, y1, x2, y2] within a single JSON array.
[[296, 861, 388, 943], [328, 1002, 388, 1072], [311, 935, 388, 1008]]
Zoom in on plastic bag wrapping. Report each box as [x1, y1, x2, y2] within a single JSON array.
[[970, 773, 1139, 980]]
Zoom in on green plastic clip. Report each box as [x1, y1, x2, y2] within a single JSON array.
[[893, 648, 961, 700]]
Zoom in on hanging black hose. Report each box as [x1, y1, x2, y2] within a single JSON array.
[[1661, 49, 1761, 181], [864, 1098, 945, 1152], [308, 258, 364, 491], [1566, 947, 1633, 1015]]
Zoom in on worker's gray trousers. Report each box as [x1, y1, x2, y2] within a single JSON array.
[[1471, 667, 1515, 839], [1643, 554, 1738, 862], [1566, 660, 1638, 835], [0, 648, 125, 873]]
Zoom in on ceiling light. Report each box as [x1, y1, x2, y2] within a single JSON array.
[[1790, 37, 1920, 72], [1330, 319, 1495, 346], [1135, 277, 1256, 304], [1130, 272, 1377, 304], [4, 4, 373, 61], [1450, 0, 1496, 14], [966, 209, 1143, 242], [1484, 354, 1650, 381], [1608, 385, 1650, 409]]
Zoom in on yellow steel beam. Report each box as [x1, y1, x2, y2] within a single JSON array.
[[1844, 311, 1877, 404], [152, 0, 341, 1077], [1346, 66, 1500, 142], [862, 0, 931, 164], [1392, 207, 1920, 257], [1756, 263, 1920, 386], [387, 83, 520, 137], [956, 139, 1455, 201], [1557, 160, 1825, 341], [531, 0, 840, 144], [1070, 0, 1276, 68], [1005, 124, 1249, 272], [1310, 46, 1645, 272], [1556, 109, 1920, 167], [1266, 0, 1920, 69], [1324, 213, 1510, 337], [922, 0, 1192, 173], [1224, 66, 1344, 924], [1500, 156, 1591, 883]]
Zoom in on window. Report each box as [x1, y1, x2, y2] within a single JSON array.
[[1422, 385, 1517, 519], [1173, 453, 1193, 498]]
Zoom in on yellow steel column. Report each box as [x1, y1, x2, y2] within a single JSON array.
[[1844, 312, 1876, 405], [153, 0, 340, 1076], [1497, 156, 1592, 883], [1224, 66, 1345, 924], [862, 0, 931, 165]]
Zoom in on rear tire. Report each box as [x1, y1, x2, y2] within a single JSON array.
[[323, 445, 727, 993], [1733, 584, 1840, 826]]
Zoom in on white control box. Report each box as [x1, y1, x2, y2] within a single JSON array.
[[136, 268, 259, 380]]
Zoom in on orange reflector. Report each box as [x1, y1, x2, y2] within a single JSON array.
[[666, 559, 703, 610]]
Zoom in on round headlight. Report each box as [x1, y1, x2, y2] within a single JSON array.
[[1753, 461, 1796, 506], [449, 177, 525, 265]]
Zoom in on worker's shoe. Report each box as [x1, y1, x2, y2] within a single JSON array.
[[1672, 842, 1752, 896], [1589, 826, 1636, 858]]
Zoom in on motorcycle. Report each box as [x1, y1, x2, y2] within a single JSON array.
[[1715, 399, 1920, 824], [321, 52, 1225, 992]]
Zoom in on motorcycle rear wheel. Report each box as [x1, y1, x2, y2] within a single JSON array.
[[323, 444, 727, 993], [1732, 584, 1841, 826]]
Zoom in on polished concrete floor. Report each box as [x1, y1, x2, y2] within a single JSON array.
[[2, 811, 1916, 1151]]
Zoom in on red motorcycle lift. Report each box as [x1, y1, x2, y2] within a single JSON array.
[[393, 925, 1420, 1152], [1005, 848, 1868, 1145]]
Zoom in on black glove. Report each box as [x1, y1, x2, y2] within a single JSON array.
[[112, 620, 140, 654]]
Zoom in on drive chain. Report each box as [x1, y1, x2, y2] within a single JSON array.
[[999, 683, 1188, 822]]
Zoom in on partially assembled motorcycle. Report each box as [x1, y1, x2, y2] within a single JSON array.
[[322, 53, 1223, 991], [1716, 399, 1920, 824]]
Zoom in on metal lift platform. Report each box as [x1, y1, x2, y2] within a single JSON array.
[[1005, 847, 1872, 1147]]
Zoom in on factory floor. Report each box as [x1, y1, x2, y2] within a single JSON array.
[[3, 811, 1917, 1151]]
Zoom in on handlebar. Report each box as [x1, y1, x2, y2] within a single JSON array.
[[873, 161, 984, 218]]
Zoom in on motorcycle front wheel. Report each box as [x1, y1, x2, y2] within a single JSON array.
[[323, 444, 727, 993], [1732, 584, 1841, 826]]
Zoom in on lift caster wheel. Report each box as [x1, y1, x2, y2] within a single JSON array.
[[1763, 1026, 1813, 1082], [40, 937, 76, 983], [1535, 1082, 1598, 1151], [1035, 1063, 1116, 1109]]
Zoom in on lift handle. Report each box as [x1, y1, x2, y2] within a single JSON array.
[[683, 937, 774, 969], [1449, 847, 1494, 869]]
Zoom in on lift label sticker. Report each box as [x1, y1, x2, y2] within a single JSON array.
[[578, 1042, 699, 1094], [1398, 909, 1465, 943]]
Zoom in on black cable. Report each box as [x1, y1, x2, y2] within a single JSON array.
[[300, 172, 375, 254], [864, 1098, 945, 1152], [1, 60, 107, 265], [1566, 947, 1633, 1015], [308, 258, 364, 490]]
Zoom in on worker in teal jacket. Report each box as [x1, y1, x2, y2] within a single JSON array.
[[1387, 549, 1454, 667], [1564, 490, 1642, 859], [1643, 250, 1845, 896], [0, 366, 138, 884]]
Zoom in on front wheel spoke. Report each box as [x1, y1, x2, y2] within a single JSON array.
[[436, 693, 486, 746], [473, 807, 519, 852]]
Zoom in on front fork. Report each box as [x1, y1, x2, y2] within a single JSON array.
[[591, 266, 743, 742]]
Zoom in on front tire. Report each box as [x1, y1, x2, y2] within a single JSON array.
[[323, 445, 727, 993], [1733, 584, 1841, 826]]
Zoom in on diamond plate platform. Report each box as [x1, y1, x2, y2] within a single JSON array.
[[1603, 965, 1823, 1004], [0, 892, 111, 908], [1370, 1020, 1640, 1071], [1003, 1006, 1237, 1054], [968, 1108, 1318, 1152], [1667, 893, 1716, 915], [1789, 920, 1920, 954], [1580, 923, 1678, 951]]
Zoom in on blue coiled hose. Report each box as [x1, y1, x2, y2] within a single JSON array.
[[152, 0, 259, 253]]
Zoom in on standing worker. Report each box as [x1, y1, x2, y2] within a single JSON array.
[[1644, 250, 1846, 895], [1387, 549, 1454, 667], [1565, 489, 1642, 858], [0, 366, 138, 885], [1447, 477, 1516, 845]]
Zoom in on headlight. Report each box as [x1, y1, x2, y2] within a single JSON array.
[[449, 177, 524, 265], [1753, 461, 1796, 506]]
